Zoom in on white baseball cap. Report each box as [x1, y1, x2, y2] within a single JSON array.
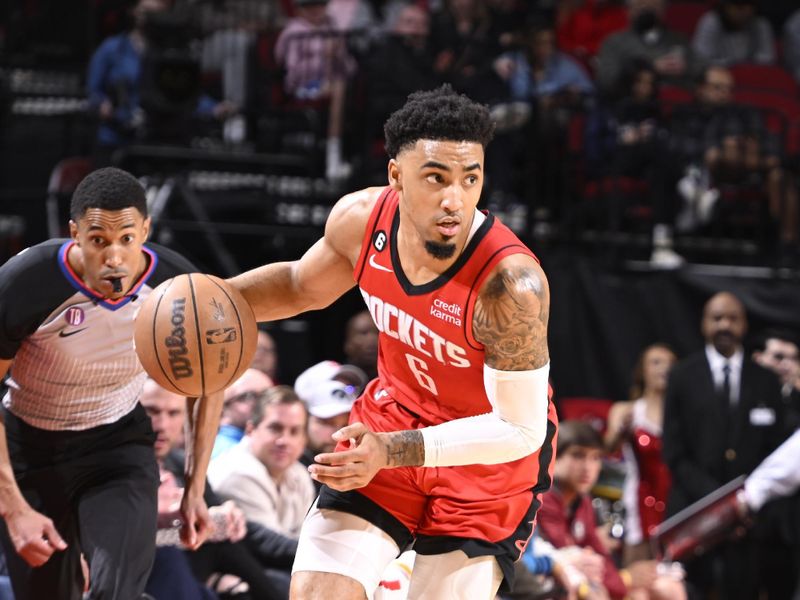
[[294, 360, 367, 402], [305, 380, 357, 419]]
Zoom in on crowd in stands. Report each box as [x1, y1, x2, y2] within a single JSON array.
[[71, 0, 800, 269]]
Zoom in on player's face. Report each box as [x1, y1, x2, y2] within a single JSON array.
[[554, 446, 603, 496], [389, 140, 484, 261], [70, 207, 151, 300], [701, 294, 747, 357], [249, 402, 308, 479], [141, 381, 186, 460], [307, 412, 350, 454], [642, 346, 676, 394]]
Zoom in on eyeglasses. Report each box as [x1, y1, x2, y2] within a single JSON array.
[[225, 390, 264, 405]]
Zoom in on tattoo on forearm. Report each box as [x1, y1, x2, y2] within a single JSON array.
[[383, 430, 425, 467], [473, 264, 549, 370]]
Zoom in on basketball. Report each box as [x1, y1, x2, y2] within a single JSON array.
[[134, 273, 257, 397]]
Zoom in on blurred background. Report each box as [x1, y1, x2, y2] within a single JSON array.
[[0, 0, 798, 394]]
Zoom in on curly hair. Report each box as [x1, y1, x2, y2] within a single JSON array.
[[70, 167, 148, 220], [383, 85, 495, 158]]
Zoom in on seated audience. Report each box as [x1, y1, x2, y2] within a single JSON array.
[[208, 385, 315, 538], [211, 367, 274, 459], [596, 0, 700, 95], [692, 0, 775, 67], [538, 420, 687, 600], [274, 0, 357, 179]]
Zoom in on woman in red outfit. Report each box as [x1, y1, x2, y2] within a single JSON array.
[[605, 344, 677, 563]]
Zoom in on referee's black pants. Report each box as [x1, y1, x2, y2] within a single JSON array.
[[0, 404, 159, 600]]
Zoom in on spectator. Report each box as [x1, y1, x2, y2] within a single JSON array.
[[298, 380, 357, 492], [586, 59, 680, 267], [784, 9, 800, 83], [141, 378, 286, 600], [342, 310, 379, 382], [604, 343, 676, 563], [662, 291, 785, 599], [429, 0, 507, 103], [538, 420, 687, 600], [596, 0, 700, 95], [692, 0, 775, 67], [556, 0, 629, 63], [211, 368, 274, 459], [252, 326, 279, 381], [86, 0, 234, 161], [364, 3, 442, 144], [752, 329, 800, 431], [326, 0, 377, 31], [274, 0, 357, 179], [493, 20, 594, 104], [208, 386, 315, 538], [294, 359, 369, 400], [670, 65, 798, 252]]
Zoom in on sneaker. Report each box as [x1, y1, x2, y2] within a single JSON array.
[[650, 246, 685, 269]]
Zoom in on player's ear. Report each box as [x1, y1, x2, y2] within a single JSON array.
[[142, 216, 152, 242], [245, 421, 254, 435], [69, 220, 79, 243], [388, 159, 402, 191]]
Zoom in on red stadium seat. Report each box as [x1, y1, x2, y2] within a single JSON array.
[[46, 157, 93, 237], [731, 63, 798, 98], [663, 2, 711, 38], [557, 396, 615, 435]]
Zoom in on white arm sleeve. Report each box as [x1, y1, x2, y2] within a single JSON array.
[[744, 427, 800, 511], [420, 363, 550, 467]]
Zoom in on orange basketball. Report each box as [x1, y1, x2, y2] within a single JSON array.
[[134, 273, 257, 396]]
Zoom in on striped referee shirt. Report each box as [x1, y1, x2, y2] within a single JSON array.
[[0, 239, 195, 431]]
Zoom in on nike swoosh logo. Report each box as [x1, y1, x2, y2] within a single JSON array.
[[369, 253, 393, 273], [59, 328, 87, 338]]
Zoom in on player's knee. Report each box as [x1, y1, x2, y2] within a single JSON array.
[[290, 571, 367, 600]]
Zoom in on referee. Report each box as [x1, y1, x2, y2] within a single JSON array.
[[0, 167, 223, 599]]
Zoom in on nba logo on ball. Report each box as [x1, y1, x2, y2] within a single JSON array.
[[134, 274, 257, 396], [65, 307, 84, 326]]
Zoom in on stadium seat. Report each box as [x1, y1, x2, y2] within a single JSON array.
[[731, 63, 798, 98], [556, 396, 615, 435], [663, 2, 711, 38], [46, 156, 93, 237]]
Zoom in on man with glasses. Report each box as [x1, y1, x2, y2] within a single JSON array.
[[211, 368, 274, 459]]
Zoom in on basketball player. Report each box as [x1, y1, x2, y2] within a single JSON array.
[[228, 85, 558, 599], [0, 167, 222, 600]]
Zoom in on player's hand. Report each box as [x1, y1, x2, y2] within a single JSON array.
[[5, 506, 67, 566], [309, 422, 387, 491], [179, 492, 212, 550]]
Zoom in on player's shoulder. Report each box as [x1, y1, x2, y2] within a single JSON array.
[[325, 186, 387, 250], [481, 251, 548, 298], [145, 242, 199, 284]]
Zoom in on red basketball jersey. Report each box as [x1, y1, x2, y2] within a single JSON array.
[[353, 186, 549, 425]]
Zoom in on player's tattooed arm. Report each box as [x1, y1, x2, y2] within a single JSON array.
[[380, 430, 425, 467], [472, 258, 550, 371]]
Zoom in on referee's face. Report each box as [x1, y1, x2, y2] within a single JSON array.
[[69, 207, 151, 299]]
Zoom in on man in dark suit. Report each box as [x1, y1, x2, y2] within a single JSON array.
[[663, 291, 784, 599]]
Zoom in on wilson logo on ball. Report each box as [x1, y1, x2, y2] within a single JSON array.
[[165, 297, 193, 379]]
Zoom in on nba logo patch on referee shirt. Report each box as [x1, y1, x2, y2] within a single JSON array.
[[65, 306, 85, 326]]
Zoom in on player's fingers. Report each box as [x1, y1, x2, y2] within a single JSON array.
[[331, 422, 367, 443], [308, 462, 364, 479], [313, 449, 362, 465], [42, 521, 68, 551], [180, 519, 198, 549], [312, 473, 367, 491]]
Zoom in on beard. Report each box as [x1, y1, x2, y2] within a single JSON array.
[[424, 240, 457, 260]]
